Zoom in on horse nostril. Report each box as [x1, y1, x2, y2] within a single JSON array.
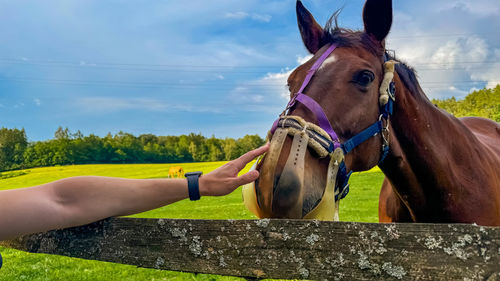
[[272, 175, 281, 195], [272, 171, 303, 218]]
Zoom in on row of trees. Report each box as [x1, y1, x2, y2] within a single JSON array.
[[0, 127, 265, 172], [1, 86, 498, 172], [432, 85, 500, 122]]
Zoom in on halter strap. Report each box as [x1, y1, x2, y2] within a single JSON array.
[[292, 94, 340, 148], [272, 44, 339, 143], [269, 45, 396, 203], [297, 44, 338, 94], [341, 120, 383, 154]]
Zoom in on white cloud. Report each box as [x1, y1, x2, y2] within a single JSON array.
[[431, 37, 488, 66], [250, 14, 272, 23], [224, 11, 272, 22], [225, 11, 249, 19], [260, 70, 292, 100], [435, 0, 500, 16], [392, 35, 496, 98], [225, 68, 291, 114], [79, 60, 96, 67], [388, 0, 499, 99], [226, 51, 321, 114], [34, 98, 41, 106], [297, 54, 313, 65], [76, 97, 224, 114], [496, 49, 500, 58], [475, 48, 500, 89], [229, 86, 267, 103], [77, 97, 168, 112], [226, 52, 315, 114], [392, 36, 491, 99], [170, 104, 223, 114]]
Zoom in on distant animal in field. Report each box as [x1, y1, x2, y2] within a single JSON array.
[[168, 166, 184, 178]]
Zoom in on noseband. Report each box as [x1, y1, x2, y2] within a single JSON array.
[[264, 44, 396, 220]]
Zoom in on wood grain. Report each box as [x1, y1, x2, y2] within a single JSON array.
[[2, 218, 499, 280]]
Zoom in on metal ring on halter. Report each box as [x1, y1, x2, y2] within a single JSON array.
[[379, 114, 390, 147], [381, 128, 390, 146]]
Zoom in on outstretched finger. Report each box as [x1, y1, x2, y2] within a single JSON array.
[[233, 143, 269, 171], [233, 169, 260, 187]]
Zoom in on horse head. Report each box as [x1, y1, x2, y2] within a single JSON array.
[[245, 0, 396, 220]]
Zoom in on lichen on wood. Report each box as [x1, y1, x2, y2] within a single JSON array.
[[1, 218, 499, 280]]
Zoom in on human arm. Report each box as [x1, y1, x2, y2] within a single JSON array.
[[0, 143, 268, 240]]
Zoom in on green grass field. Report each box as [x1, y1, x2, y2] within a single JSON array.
[[0, 162, 384, 280]]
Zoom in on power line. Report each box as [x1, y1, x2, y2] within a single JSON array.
[[0, 61, 278, 74], [0, 76, 496, 89], [1, 61, 500, 77], [389, 31, 500, 39], [412, 61, 500, 66], [2, 76, 496, 85], [0, 58, 281, 69], [415, 66, 500, 71], [0, 57, 499, 70]]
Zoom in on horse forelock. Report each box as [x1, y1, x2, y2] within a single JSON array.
[[322, 10, 427, 101], [322, 15, 427, 103], [323, 11, 384, 57]]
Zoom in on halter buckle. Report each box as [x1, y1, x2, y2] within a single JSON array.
[[380, 115, 390, 148]]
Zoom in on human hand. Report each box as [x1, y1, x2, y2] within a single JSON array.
[[199, 143, 269, 196]]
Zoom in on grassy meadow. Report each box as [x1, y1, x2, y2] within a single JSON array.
[[0, 162, 384, 280]]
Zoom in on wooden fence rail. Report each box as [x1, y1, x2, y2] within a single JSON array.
[[1, 218, 500, 280]]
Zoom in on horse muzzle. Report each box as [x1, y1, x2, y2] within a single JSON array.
[[243, 116, 345, 221]]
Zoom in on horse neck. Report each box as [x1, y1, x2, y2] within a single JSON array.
[[378, 70, 490, 222]]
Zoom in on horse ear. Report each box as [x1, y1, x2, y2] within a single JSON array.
[[296, 0, 326, 54], [362, 0, 393, 43]]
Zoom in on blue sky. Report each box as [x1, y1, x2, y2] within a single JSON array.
[[0, 0, 499, 141]]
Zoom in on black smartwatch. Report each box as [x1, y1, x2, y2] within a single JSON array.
[[185, 171, 203, 201]]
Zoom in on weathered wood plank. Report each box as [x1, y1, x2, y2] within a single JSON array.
[[1, 218, 499, 280]]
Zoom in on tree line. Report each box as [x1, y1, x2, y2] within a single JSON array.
[[432, 85, 500, 122], [0, 128, 264, 172], [1, 86, 498, 172]]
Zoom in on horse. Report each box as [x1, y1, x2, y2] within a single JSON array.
[[168, 166, 184, 178], [250, 0, 500, 225]]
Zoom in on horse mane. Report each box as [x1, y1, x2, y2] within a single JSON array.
[[323, 11, 429, 101], [393, 61, 430, 101]]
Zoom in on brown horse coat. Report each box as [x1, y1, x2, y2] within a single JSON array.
[[255, 0, 500, 226], [379, 99, 500, 225]]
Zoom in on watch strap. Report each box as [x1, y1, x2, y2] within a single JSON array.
[[185, 172, 202, 201]]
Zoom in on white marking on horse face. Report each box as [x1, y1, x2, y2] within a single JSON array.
[[319, 55, 337, 71]]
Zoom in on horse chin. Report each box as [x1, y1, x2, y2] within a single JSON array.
[[272, 171, 303, 218], [302, 191, 323, 217], [254, 172, 328, 219], [255, 148, 330, 219]]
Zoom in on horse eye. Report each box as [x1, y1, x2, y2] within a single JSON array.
[[353, 70, 375, 87]]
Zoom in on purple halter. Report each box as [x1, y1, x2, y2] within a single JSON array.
[[268, 44, 395, 201], [271, 44, 340, 148], [270, 43, 394, 159]]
